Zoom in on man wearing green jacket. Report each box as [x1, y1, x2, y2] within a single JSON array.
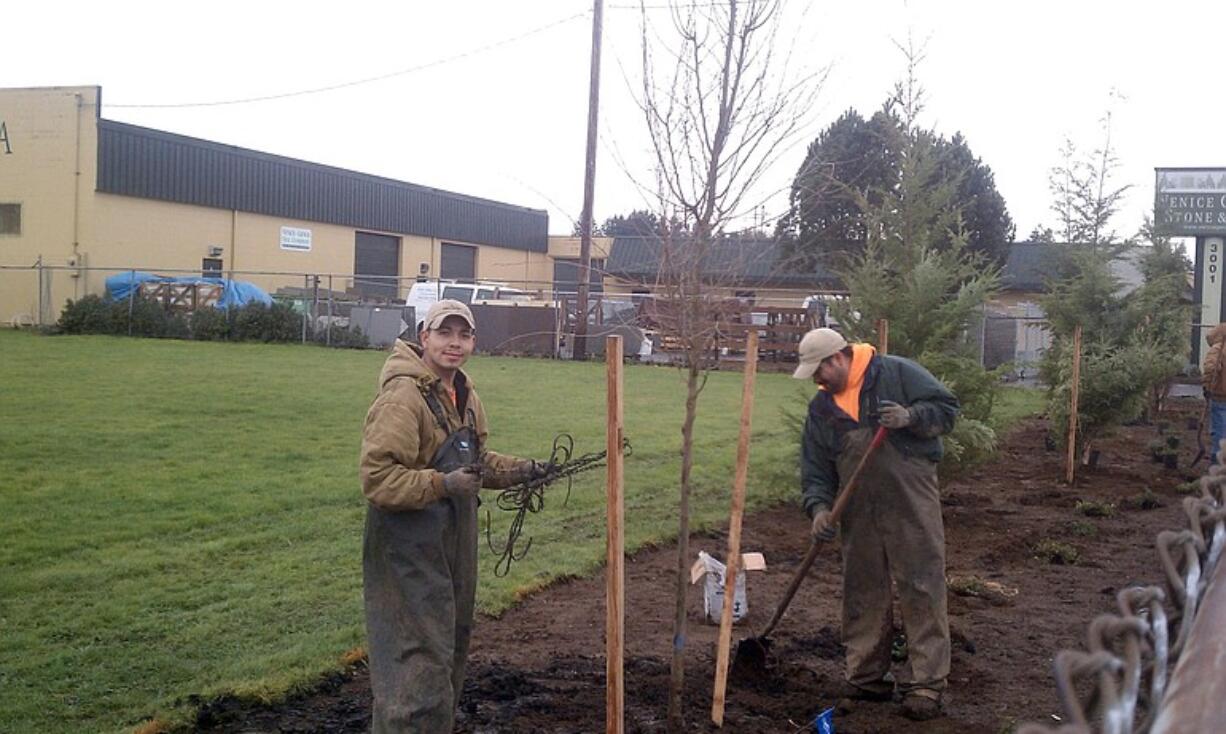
[[794, 328, 959, 721]]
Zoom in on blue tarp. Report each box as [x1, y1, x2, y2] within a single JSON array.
[[104, 272, 273, 309]]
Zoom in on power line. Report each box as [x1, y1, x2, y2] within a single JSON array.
[[105, 11, 589, 110], [606, 2, 742, 8]]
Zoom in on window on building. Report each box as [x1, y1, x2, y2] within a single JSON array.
[[552, 257, 605, 298], [0, 204, 20, 235], [440, 243, 477, 281]]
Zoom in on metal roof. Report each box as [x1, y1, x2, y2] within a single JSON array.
[[1001, 241, 1149, 293], [1000, 242, 1065, 291], [605, 236, 839, 288], [609, 238, 1170, 294], [96, 120, 548, 252]]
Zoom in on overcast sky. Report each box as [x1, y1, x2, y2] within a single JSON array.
[[6, 1, 1223, 246]]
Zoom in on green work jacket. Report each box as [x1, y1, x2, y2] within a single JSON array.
[[800, 353, 960, 517]]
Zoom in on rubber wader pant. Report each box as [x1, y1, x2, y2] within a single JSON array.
[[837, 426, 950, 697], [364, 494, 478, 733]]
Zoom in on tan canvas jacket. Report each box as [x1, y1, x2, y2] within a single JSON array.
[[1204, 323, 1226, 400], [359, 340, 523, 511]]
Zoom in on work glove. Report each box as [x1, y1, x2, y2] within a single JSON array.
[[810, 506, 836, 542], [505, 459, 548, 484], [516, 459, 553, 482], [878, 400, 914, 429], [442, 466, 483, 499], [528, 460, 553, 479]]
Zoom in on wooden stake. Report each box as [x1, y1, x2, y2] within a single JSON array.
[[711, 331, 759, 727], [1065, 325, 1082, 485], [605, 335, 625, 734], [877, 318, 889, 355]]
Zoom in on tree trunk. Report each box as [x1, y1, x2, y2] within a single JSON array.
[[667, 357, 702, 732]]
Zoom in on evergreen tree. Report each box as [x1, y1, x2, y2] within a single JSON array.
[[826, 66, 1002, 474], [1026, 225, 1057, 243], [1039, 107, 1185, 461], [780, 104, 1013, 268], [1045, 111, 1131, 247], [575, 209, 691, 238], [1040, 230, 1191, 456], [777, 108, 899, 266]]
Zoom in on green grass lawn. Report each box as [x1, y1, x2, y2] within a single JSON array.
[[0, 331, 1045, 733], [0, 331, 810, 733], [991, 384, 1047, 432]]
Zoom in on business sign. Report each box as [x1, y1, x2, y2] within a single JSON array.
[[279, 226, 312, 252], [1199, 236, 1226, 366], [1155, 167, 1226, 235]]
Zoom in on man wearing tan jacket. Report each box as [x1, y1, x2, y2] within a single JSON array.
[[1202, 323, 1226, 464], [359, 299, 542, 733]]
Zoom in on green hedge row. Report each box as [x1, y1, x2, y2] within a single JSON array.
[[56, 295, 368, 348]]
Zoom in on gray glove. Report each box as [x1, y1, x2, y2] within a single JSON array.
[[442, 466, 482, 498], [810, 506, 836, 542], [878, 400, 913, 429]]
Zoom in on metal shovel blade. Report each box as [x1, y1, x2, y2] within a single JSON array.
[[730, 635, 773, 682], [729, 426, 889, 686]]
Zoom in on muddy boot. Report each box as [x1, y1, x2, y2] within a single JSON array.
[[835, 681, 894, 714], [901, 691, 943, 721]]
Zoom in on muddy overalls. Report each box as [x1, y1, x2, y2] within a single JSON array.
[[837, 420, 950, 701], [364, 386, 481, 734]]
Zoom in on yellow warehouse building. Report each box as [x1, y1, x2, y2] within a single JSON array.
[[0, 85, 609, 326]]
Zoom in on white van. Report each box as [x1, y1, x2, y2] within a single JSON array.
[[406, 280, 535, 324]]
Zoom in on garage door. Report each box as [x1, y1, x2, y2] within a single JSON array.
[[440, 243, 476, 281], [354, 232, 401, 298], [553, 258, 604, 297]]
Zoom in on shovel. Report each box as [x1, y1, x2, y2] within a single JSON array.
[[730, 425, 889, 681]]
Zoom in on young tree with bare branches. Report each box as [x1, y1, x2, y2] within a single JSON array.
[[633, 0, 822, 728]]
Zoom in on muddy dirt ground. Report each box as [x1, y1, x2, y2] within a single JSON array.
[[196, 401, 1207, 733]]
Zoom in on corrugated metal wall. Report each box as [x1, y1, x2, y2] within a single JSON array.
[[96, 120, 548, 252], [468, 304, 557, 356]]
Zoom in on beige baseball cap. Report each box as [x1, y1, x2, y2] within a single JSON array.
[[792, 328, 848, 379], [422, 299, 476, 331]]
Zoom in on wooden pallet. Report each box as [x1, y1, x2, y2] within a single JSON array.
[[139, 281, 223, 312]]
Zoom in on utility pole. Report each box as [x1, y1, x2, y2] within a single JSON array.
[[574, 0, 603, 361]]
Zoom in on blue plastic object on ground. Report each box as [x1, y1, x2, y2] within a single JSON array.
[[812, 706, 835, 733], [104, 271, 272, 309]]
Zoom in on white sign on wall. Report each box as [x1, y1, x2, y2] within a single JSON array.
[[1201, 236, 1225, 367], [279, 226, 312, 252]]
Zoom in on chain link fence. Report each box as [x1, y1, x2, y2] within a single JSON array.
[[1, 261, 1074, 374], [0, 263, 833, 361]]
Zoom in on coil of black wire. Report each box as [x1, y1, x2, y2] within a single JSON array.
[[485, 433, 632, 577]]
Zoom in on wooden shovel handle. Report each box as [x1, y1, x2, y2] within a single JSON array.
[[829, 425, 889, 525], [759, 426, 889, 638]]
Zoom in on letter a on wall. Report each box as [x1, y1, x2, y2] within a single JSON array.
[[0, 121, 11, 154]]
